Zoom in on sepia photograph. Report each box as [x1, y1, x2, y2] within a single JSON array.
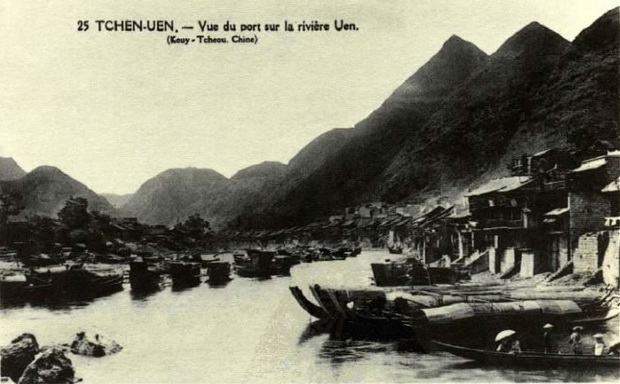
[[0, 0, 619, 382]]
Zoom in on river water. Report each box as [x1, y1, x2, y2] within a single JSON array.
[[1, 251, 618, 383]]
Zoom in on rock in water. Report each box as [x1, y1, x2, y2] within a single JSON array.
[[70, 332, 122, 357], [1, 334, 40, 383], [17, 348, 74, 384]]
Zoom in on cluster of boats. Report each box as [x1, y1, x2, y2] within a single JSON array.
[[128, 255, 232, 292], [0, 254, 234, 301], [289, 262, 620, 369], [232, 246, 362, 278], [0, 245, 363, 301]]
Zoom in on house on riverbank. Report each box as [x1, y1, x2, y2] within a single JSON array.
[[458, 149, 620, 286]]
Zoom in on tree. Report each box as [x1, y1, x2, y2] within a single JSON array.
[[29, 215, 59, 249], [174, 214, 210, 240], [58, 197, 90, 230], [0, 192, 24, 224]]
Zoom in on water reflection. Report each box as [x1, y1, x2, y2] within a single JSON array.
[[443, 360, 620, 383], [129, 286, 162, 302]]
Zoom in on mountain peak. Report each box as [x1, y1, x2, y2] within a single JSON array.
[[493, 21, 570, 59], [0, 157, 26, 181], [1, 165, 114, 217], [29, 165, 68, 179], [388, 35, 488, 102], [573, 7, 619, 52], [444, 34, 465, 45], [157, 167, 228, 181]]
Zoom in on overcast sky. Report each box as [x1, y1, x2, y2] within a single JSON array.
[[1, 0, 617, 194]]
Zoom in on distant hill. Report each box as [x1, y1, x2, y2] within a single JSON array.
[[120, 162, 288, 228], [0, 157, 26, 181], [0, 166, 115, 218], [120, 168, 228, 226], [101, 193, 134, 209]]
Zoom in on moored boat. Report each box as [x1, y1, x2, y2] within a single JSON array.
[[274, 254, 300, 275], [24, 263, 123, 298], [234, 249, 278, 277], [433, 341, 620, 368], [371, 257, 468, 287], [169, 261, 202, 287], [0, 273, 28, 301], [206, 261, 231, 284], [289, 286, 328, 319], [129, 259, 163, 292]]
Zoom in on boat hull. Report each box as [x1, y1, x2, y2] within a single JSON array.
[[434, 341, 620, 368]]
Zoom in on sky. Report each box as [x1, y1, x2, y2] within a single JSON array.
[[1, 0, 617, 194]]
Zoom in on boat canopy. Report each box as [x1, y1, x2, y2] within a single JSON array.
[[421, 300, 582, 324]]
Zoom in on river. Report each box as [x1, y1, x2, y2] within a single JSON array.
[[1, 251, 618, 383]]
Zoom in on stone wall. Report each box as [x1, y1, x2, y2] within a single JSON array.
[[569, 191, 610, 248], [573, 233, 600, 273], [602, 229, 620, 287], [500, 247, 516, 273], [520, 250, 535, 277]]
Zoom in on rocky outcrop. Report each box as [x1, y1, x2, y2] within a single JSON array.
[[18, 347, 75, 384], [1, 333, 40, 383], [70, 332, 122, 357]]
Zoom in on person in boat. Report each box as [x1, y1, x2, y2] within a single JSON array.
[[543, 323, 555, 354], [569, 326, 583, 355], [497, 336, 521, 354], [593, 334, 607, 356]]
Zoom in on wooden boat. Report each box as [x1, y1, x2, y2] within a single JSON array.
[[274, 254, 300, 275], [371, 258, 430, 286], [169, 261, 202, 287], [0, 273, 28, 301], [289, 286, 328, 319], [206, 261, 231, 284], [24, 263, 123, 298], [234, 249, 278, 277], [371, 257, 468, 287], [129, 259, 163, 292], [434, 341, 620, 368], [310, 284, 344, 317]]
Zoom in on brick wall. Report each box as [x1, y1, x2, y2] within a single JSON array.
[[569, 191, 610, 249], [501, 247, 516, 273], [573, 233, 600, 273]]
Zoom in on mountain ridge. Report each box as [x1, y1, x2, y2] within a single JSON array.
[[0, 157, 27, 181], [0, 166, 115, 218]]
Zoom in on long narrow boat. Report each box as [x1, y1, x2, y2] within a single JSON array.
[[433, 341, 620, 368], [24, 264, 123, 298], [309, 284, 340, 317], [289, 286, 328, 319]]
